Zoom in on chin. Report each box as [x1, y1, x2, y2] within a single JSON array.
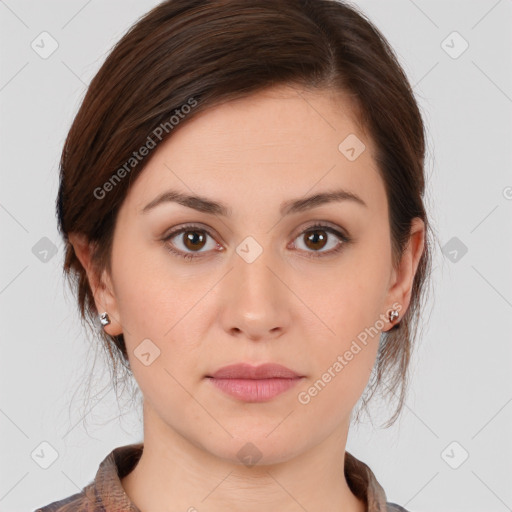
[[196, 426, 310, 468]]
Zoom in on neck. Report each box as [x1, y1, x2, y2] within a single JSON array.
[[121, 406, 365, 512]]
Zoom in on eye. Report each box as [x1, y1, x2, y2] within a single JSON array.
[[291, 222, 351, 258], [162, 222, 351, 261], [162, 224, 220, 261]]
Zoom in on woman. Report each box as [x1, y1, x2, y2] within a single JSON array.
[[35, 0, 433, 510]]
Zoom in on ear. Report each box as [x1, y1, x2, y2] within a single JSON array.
[[383, 217, 425, 332], [68, 232, 123, 336]]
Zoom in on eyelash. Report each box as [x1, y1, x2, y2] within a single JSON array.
[[162, 222, 352, 261]]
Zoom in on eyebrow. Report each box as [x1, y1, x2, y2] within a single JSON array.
[[141, 188, 367, 217]]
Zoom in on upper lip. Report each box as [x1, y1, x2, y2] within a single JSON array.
[[207, 363, 303, 379]]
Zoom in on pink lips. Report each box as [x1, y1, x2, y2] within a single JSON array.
[[206, 363, 304, 402]]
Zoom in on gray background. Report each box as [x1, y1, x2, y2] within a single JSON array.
[[1, 1, 511, 511]]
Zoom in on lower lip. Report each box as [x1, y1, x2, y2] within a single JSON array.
[[207, 377, 303, 402]]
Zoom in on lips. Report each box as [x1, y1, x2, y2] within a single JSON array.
[[207, 362, 303, 379], [206, 363, 305, 402]]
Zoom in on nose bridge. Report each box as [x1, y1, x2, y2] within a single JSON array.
[[219, 236, 291, 339], [234, 237, 282, 307]]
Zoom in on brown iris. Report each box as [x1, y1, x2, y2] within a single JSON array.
[[182, 230, 207, 251], [303, 229, 328, 251]]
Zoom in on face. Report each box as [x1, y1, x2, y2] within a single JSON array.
[[74, 85, 424, 464]]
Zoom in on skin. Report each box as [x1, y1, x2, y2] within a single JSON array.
[[70, 84, 425, 512]]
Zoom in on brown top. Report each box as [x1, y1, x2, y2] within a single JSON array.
[[34, 443, 409, 512]]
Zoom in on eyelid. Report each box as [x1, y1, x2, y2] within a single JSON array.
[[162, 222, 221, 241], [162, 220, 348, 243], [290, 219, 349, 239]]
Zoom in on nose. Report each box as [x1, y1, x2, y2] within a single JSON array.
[[217, 245, 293, 342]]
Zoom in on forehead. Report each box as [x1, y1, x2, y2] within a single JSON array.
[[166, 85, 368, 158], [122, 85, 385, 217]]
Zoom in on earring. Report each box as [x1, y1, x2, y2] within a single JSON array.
[[99, 312, 111, 326], [388, 309, 399, 323]]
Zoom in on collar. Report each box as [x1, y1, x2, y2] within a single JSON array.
[[90, 443, 389, 511]]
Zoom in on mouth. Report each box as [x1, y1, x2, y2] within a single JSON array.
[[205, 363, 305, 402], [207, 362, 303, 380]]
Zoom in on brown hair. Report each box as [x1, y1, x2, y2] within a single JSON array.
[[57, 0, 435, 427]]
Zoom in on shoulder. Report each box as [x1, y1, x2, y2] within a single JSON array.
[[33, 488, 95, 512], [386, 502, 411, 512], [32, 442, 143, 512]]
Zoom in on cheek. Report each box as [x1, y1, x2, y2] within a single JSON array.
[[309, 242, 391, 341], [111, 237, 212, 381], [110, 236, 182, 344], [301, 232, 391, 388], [298, 277, 384, 420]]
